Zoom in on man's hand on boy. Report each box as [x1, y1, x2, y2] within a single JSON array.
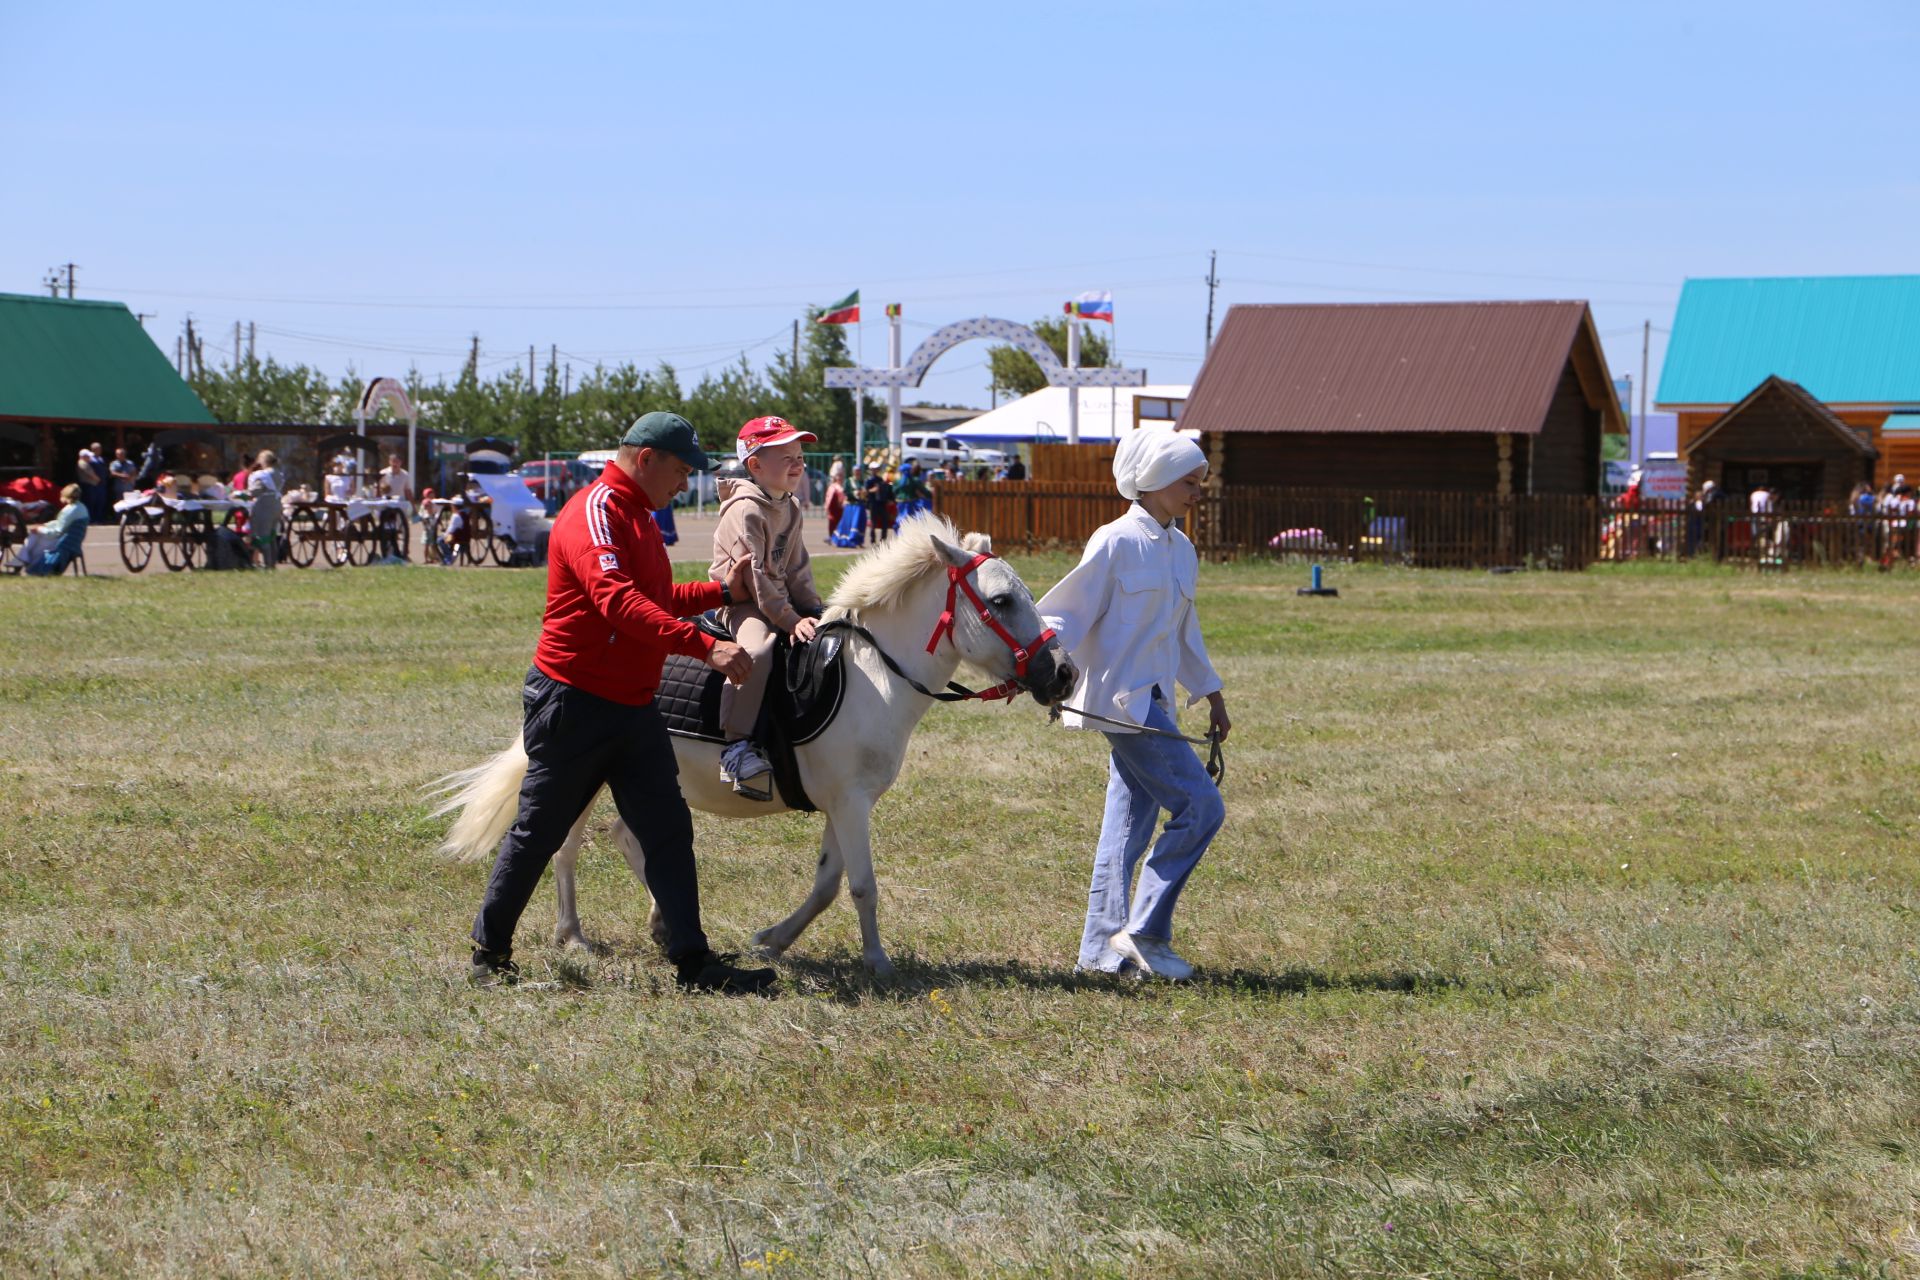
[[706, 639, 752, 685], [724, 554, 755, 606], [792, 617, 819, 644]]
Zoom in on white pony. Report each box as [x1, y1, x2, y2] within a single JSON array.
[[434, 516, 1075, 976]]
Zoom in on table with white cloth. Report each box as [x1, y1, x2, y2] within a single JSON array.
[[113, 495, 252, 573], [279, 495, 412, 568]]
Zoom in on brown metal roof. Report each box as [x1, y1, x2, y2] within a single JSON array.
[[1182, 301, 1614, 435]]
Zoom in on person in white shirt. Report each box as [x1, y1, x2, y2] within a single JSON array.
[[1038, 427, 1231, 981], [325, 463, 354, 503], [380, 452, 413, 503]]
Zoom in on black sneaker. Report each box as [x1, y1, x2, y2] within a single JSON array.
[[674, 950, 777, 994], [468, 949, 520, 986]]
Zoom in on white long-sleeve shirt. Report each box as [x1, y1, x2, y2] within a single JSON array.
[[1037, 504, 1222, 733]]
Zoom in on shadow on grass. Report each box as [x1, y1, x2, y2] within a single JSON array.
[[768, 954, 1542, 1004]]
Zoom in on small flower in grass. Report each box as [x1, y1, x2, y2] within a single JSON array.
[[928, 988, 954, 1018]]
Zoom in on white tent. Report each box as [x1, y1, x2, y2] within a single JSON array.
[[946, 384, 1192, 446]]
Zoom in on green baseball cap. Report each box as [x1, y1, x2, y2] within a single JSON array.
[[620, 411, 716, 471]]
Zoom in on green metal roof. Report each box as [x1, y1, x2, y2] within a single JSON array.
[[1656, 275, 1920, 408], [0, 292, 214, 424]]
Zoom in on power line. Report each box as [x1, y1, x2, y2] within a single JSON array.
[[1222, 248, 1675, 290]]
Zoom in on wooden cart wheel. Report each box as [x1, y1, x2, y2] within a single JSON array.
[[322, 509, 352, 567], [378, 509, 410, 562], [0, 504, 27, 564], [287, 507, 323, 568], [157, 513, 191, 572], [464, 510, 494, 566], [118, 508, 154, 573], [488, 526, 515, 566], [347, 516, 375, 566]]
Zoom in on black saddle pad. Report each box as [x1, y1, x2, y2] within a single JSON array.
[[655, 627, 846, 812]]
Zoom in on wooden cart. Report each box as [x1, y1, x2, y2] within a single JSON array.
[[116, 496, 249, 573]]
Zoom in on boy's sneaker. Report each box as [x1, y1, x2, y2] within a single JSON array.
[[720, 740, 774, 801], [468, 949, 520, 986], [1108, 932, 1194, 981], [674, 950, 778, 994]]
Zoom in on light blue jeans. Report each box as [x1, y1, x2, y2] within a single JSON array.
[[1077, 695, 1226, 971]]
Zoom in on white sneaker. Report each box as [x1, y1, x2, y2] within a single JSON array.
[[1109, 932, 1194, 981], [720, 740, 774, 801]]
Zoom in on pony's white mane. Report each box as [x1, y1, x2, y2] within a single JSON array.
[[827, 514, 985, 617]]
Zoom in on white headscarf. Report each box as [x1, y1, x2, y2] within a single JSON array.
[[1113, 426, 1207, 500]]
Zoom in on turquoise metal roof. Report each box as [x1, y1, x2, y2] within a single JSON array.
[[1883, 414, 1920, 432], [1657, 276, 1920, 408]]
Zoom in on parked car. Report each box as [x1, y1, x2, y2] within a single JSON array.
[[517, 458, 595, 503]]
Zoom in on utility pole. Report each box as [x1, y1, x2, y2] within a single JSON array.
[[248, 321, 255, 366], [234, 321, 242, 370], [550, 343, 557, 394], [185, 319, 196, 378], [63, 263, 76, 298], [1204, 250, 1220, 349], [42, 269, 60, 298], [176, 334, 184, 373], [467, 334, 480, 380], [528, 344, 535, 388], [135, 312, 156, 330], [1639, 319, 1650, 465], [792, 318, 799, 373]]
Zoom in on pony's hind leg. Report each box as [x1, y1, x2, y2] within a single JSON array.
[[550, 805, 603, 952], [751, 817, 844, 958], [609, 818, 667, 952]]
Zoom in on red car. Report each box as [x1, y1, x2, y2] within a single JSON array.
[[517, 458, 593, 503]]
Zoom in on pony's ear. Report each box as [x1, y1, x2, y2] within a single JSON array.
[[928, 534, 976, 569], [961, 531, 993, 555]]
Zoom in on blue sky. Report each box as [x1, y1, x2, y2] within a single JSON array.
[[3, 1, 1915, 410]]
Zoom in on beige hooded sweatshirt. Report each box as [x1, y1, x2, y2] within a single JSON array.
[[709, 477, 824, 633]]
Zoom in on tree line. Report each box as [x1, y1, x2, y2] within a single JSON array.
[[187, 312, 1110, 456]]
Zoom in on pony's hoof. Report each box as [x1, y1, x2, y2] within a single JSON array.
[[555, 930, 608, 956], [864, 954, 896, 979], [749, 928, 789, 959]]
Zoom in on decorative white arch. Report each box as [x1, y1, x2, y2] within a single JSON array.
[[826, 316, 1146, 450], [354, 377, 421, 498]]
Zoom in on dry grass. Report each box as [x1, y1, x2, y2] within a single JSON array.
[[3, 558, 1919, 1278]]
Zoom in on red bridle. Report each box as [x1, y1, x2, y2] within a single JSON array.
[[924, 552, 1056, 702]]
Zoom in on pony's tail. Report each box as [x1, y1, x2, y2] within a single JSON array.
[[427, 737, 529, 862]]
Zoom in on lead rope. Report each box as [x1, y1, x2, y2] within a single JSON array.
[[1047, 702, 1226, 788]]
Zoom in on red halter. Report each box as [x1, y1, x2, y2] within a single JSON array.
[[924, 552, 1056, 702]]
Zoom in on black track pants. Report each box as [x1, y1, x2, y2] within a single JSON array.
[[471, 668, 709, 963]]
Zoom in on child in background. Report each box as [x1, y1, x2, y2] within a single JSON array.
[[708, 416, 824, 799]]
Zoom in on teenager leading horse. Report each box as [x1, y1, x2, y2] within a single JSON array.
[[435, 515, 1074, 976]]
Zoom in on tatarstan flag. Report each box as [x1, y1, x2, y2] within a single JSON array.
[[815, 290, 860, 325]]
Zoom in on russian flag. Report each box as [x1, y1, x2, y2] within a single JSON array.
[[1068, 290, 1113, 322]]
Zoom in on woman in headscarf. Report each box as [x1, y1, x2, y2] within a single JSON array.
[[1037, 427, 1231, 981], [245, 450, 283, 569]]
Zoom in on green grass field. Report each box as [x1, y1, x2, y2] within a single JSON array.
[[4, 558, 1918, 1278]]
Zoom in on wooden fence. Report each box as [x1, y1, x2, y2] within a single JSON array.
[[932, 483, 1920, 571]]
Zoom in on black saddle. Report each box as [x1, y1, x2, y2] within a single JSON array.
[[654, 612, 846, 812]]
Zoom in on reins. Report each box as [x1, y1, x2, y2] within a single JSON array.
[[815, 618, 1021, 703], [1046, 702, 1227, 787]]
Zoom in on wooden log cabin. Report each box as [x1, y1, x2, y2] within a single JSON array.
[[1179, 301, 1625, 495], [1682, 376, 1875, 505], [1657, 275, 1920, 488]]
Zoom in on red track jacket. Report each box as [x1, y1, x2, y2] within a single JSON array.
[[533, 463, 722, 706]]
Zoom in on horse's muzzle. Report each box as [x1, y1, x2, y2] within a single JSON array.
[[1025, 647, 1077, 706]]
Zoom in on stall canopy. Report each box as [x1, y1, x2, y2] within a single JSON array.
[[949, 385, 1192, 446]]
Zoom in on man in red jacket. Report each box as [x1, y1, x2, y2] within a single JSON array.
[[470, 412, 776, 993]]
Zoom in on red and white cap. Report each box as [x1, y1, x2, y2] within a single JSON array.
[[737, 415, 817, 463]]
